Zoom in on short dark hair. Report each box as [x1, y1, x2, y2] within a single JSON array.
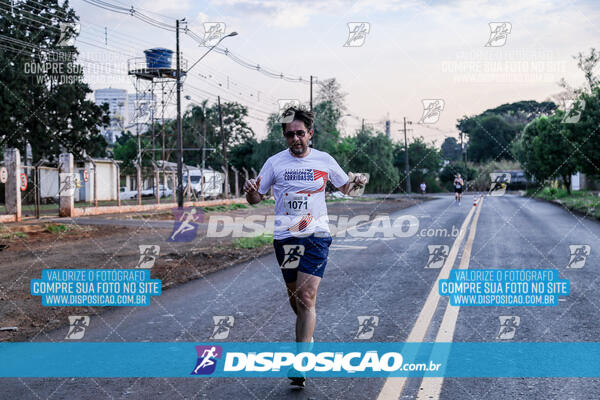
[[281, 106, 314, 132]]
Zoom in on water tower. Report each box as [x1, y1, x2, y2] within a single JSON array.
[[128, 48, 188, 163]]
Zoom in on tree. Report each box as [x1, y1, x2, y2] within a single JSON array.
[[439, 163, 477, 191], [457, 100, 556, 163], [315, 78, 347, 113], [441, 137, 462, 161], [458, 114, 520, 162], [565, 87, 600, 179], [313, 100, 341, 153], [251, 114, 287, 169], [0, 0, 109, 161], [349, 128, 399, 193], [513, 112, 578, 193], [155, 100, 254, 168], [573, 48, 600, 92], [394, 137, 443, 192]]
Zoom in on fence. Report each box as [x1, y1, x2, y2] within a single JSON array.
[[0, 149, 253, 223]]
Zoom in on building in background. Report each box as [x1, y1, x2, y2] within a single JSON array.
[[94, 88, 128, 144]]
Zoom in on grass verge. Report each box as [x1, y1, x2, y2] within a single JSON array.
[[232, 233, 274, 249], [528, 187, 600, 219]]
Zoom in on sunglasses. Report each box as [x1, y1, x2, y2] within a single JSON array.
[[284, 130, 308, 139]]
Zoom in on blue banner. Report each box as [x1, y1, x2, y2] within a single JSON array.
[[439, 269, 569, 306], [30, 269, 162, 306], [1, 342, 599, 378]]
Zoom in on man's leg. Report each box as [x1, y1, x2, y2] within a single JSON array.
[[285, 281, 298, 315], [294, 271, 322, 347]]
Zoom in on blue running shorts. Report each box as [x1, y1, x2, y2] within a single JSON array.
[[273, 233, 333, 283]]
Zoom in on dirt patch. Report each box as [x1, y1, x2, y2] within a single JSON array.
[[0, 197, 425, 342]]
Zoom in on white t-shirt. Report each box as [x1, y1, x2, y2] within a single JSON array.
[[258, 148, 349, 240]]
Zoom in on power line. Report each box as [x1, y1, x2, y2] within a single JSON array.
[[80, 0, 312, 83]]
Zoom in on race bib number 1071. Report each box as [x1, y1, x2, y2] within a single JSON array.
[[284, 194, 310, 216]]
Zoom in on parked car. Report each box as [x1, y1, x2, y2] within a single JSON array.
[[119, 187, 138, 200], [141, 185, 173, 198]]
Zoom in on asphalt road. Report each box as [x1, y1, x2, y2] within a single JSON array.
[[3, 193, 600, 399]]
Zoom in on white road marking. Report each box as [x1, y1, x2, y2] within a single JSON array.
[[329, 244, 369, 250], [377, 205, 477, 400], [416, 197, 484, 399]]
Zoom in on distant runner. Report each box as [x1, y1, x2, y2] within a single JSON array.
[[454, 173, 464, 204], [420, 182, 426, 195], [243, 106, 367, 388]]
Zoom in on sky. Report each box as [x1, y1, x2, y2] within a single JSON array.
[[71, 0, 600, 146]]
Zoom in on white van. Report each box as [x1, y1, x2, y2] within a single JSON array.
[[183, 168, 224, 199]]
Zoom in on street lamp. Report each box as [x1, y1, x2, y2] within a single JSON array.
[[176, 30, 238, 208], [187, 32, 238, 74]]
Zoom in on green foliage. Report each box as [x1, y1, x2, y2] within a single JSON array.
[[350, 128, 399, 193], [393, 137, 442, 193], [233, 233, 273, 249], [564, 87, 600, 179], [441, 137, 462, 161], [250, 114, 287, 169], [0, 0, 110, 161], [153, 99, 254, 168], [459, 114, 520, 162], [45, 224, 70, 233], [513, 112, 578, 193], [534, 188, 600, 219], [457, 100, 556, 163], [439, 162, 477, 191], [202, 203, 249, 213], [312, 100, 342, 154]]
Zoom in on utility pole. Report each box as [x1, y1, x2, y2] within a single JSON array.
[[175, 19, 183, 208], [362, 118, 365, 133], [201, 117, 207, 170], [310, 75, 313, 111], [218, 96, 229, 199], [404, 117, 411, 193], [460, 132, 467, 168]]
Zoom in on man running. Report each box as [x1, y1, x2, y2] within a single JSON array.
[[243, 106, 367, 387], [454, 173, 464, 204]]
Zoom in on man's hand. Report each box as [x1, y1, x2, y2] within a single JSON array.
[[339, 172, 368, 195], [348, 172, 368, 188], [243, 176, 262, 193], [244, 176, 264, 204]]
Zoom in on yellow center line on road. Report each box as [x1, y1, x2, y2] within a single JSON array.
[[416, 196, 484, 400], [377, 201, 478, 400]]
